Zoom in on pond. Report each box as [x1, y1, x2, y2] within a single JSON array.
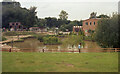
[[7, 37, 106, 52]]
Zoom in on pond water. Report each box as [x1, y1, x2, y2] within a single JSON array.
[[7, 38, 105, 52]]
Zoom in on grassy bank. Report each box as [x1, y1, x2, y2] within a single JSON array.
[[2, 52, 118, 72], [3, 31, 36, 36]]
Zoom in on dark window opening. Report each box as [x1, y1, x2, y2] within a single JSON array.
[[86, 22, 88, 25], [94, 22, 95, 25], [90, 22, 92, 25], [16, 23, 18, 25], [75, 28, 79, 32]]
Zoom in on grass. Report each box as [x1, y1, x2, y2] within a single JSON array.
[[2, 52, 118, 72], [3, 31, 36, 36]]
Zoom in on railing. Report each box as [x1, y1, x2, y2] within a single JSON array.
[[1, 47, 120, 53]]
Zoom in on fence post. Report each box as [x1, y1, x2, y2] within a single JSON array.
[[73, 49, 74, 53], [79, 49, 80, 53], [9, 48, 11, 52], [115, 48, 117, 52], [42, 49, 44, 53]]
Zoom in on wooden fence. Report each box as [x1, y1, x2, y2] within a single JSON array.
[[1, 47, 120, 53]]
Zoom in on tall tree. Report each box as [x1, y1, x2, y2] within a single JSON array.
[[95, 13, 119, 48], [89, 12, 97, 19], [2, 1, 38, 28], [59, 10, 68, 20]]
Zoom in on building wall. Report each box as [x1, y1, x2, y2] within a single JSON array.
[[73, 26, 82, 32], [9, 22, 23, 31], [82, 18, 100, 36]]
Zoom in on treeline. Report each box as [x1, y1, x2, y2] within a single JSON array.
[[95, 13, 120, 48], [2, 1, 38, 28], [2, 1, 82, 32]]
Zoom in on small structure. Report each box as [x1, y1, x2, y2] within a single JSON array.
[[29, 27, 47, 32], [9, 22, 23, 31], [29, 27, 40, 31], [58, 31, 70, 35], [73, 26, 83, 33]]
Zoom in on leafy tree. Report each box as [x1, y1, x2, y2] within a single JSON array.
[[37, 18, 47, 27], [60, 20, 82, 32], [59, 10, 68, 20], [95, 13, 119, 48], [2, 1, 38, 28], [45, 17, 58, 28], [97, 14, 110, 18], [89, 12, 97, 19]]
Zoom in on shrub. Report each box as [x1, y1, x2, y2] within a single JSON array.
[[2, 36, 7, 41], [43, 36, 61, 45], [38, 35, 44, 42]]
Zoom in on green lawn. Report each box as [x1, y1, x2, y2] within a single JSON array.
[[2, 52, 118, 72]]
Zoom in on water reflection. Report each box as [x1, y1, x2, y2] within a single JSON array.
[[7, 38, 105, 52]]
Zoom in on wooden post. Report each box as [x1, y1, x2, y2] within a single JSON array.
[[9, 48, 11, 52], [18, 35, 19, 40], [115, 48, 117, 52], [73, 49, 74, 53], [79, 49, 80, 53], [42, 49, 44, 52]]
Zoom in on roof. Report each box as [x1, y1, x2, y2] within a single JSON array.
[[82, 18, 101, 22]]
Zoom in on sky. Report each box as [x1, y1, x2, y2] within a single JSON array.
[[1, 0, 119, 20]]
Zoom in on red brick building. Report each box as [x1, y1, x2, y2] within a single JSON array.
[[82, 18, 100, 36], [9, 22, 23, 31]]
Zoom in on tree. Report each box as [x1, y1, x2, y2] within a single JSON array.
[[37, 18, 46, 27], [95, 13, 119, 48], [45, 17, 58, 28], [97, 14, 110, 18], [2, 1, 38, 28], [59, 10, 68, 20], [89, 12, 97, 19]]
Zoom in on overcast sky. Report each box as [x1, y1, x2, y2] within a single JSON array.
[[1, 0, 119, 20]]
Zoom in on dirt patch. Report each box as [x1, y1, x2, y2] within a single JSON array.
[[66, 64, 74, 67], [56, 61, 74, 68]]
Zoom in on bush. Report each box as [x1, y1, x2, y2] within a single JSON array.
[[43, 36, 61, 45], [62, 35, 84, 46], [2, 36, 7, 41], [38, 35, 44, 42], [95, 14, 119, 48]]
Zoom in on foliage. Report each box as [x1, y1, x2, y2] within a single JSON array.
[[62, 35, 84, 47], [2, 1, 38, 28], [87, 29, 95, 41], [2, 36, 7, 41], [97, 14, 110, 18], [95, 14, 119, 48], [37, 35, 44, 42], [43, 36, 61, 45], [89, 12, 97, 18], [43, 17, 70, 28], [60, 20, 82, 32], [59, 10, 68, 20]]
